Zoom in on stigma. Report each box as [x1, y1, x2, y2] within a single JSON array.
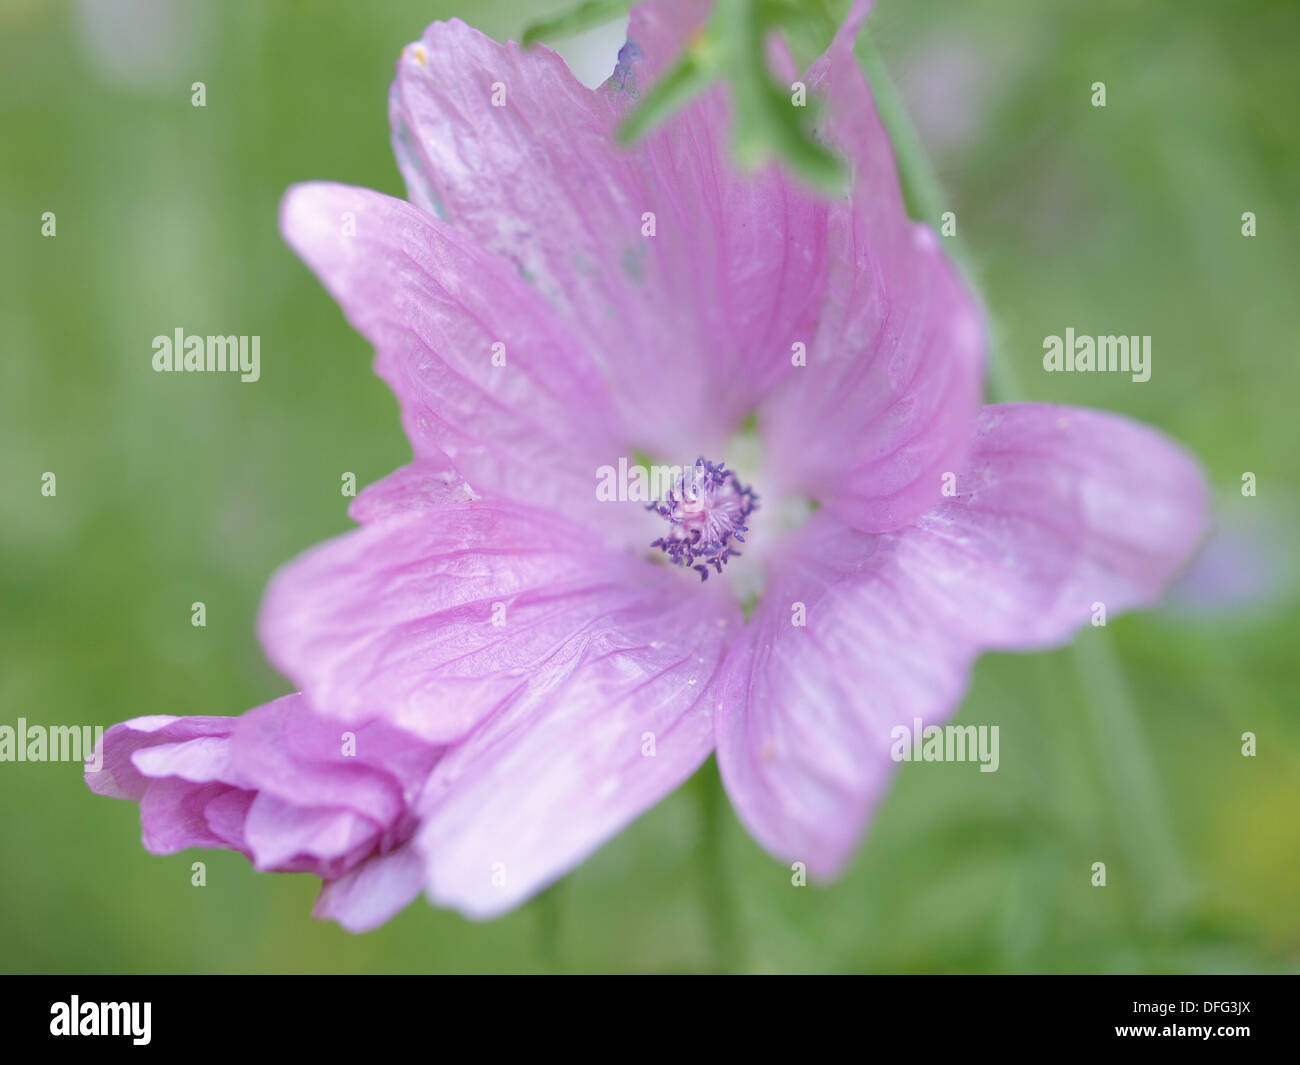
[[649, 457, 758, 581]]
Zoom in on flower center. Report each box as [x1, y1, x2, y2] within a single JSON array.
[[648, 457, 758, 581]]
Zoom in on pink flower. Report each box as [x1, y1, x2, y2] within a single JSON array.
[[86, 696, 438, 929], [89, 1, 1208, 929]]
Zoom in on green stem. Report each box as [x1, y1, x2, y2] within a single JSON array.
[[858, 33, 1020, 404], [535, 879, 565, 972], [695, 758, 742, 972], [1070, 635, 1195, 917]]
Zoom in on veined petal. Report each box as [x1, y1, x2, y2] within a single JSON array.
[[949, 404, 1211, 643], [760, 0, 985, 532], [717, 403, 1209, 875], [416, 581, 736, 918], [280, 182, 625, 531], [259, 460, 741, 746], [389, 14, 830, 454]]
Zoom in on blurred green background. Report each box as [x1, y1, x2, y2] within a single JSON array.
[[2, 0, 1297, 973]]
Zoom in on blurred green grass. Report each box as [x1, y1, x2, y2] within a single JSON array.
[[1, 0, 1297, 973]]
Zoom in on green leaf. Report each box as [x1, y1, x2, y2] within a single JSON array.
[[617, 0, 846, 192], [758, 0, 846, 69], [721, 0, 845, 190], [617, 40, 721, 144], [728, 63, 844, 189], [522, 0, 635, 47]]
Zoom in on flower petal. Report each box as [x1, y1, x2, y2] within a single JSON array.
[[260, 455, 743, 916], [131, 735, 233, 784], [139, 778, 246, 855], [621, 0, 711, 82], [243, 796, 378, 875], [280, 182, 623, 528], [314, 843, 426, 934], [946, 404, 1211, 645], [87, 694, 442, 897], [759, 1, 985, 532], [389, 15, 830, 453], [717, 403, 1209, 875], [259, 461, 739, 745], [227, 694, 439, 827], [415, 582, 736, 918], [87, 716, 237, 800]]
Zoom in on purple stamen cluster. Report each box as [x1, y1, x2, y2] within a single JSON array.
[[648, 457, 759, 581]]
